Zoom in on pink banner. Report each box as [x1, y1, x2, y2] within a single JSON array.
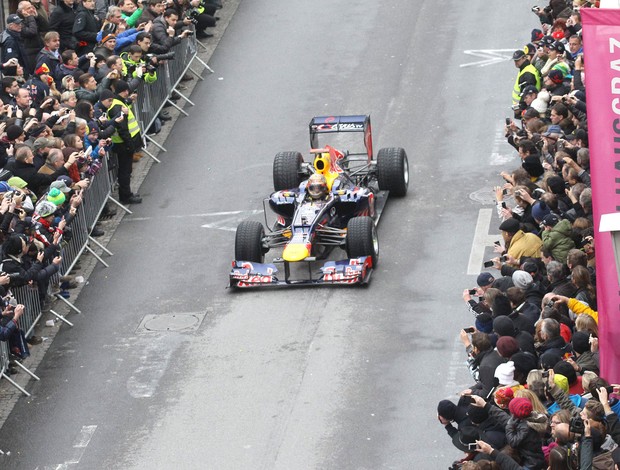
[[582, 8, 620, 384]]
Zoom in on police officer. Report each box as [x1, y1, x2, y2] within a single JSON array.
[[512, 50, 541, 109], [107, 79, 142, 204]]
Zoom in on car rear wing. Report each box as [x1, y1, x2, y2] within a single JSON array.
[[309, 115, 373, 161]]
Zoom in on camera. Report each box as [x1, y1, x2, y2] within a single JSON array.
[[464, 327, 475, 334], [501, 201, 507, 209], [569, 416, 585, 434], [505, 118, 511, 125], [531, 5, 540, 11], [468, 289, 477, 295], [147, 51, 175, 62], [542, 370, 549, 379], [186, 8, 200, 24], [467, 442, 478, 451], [483, 260, 494, 268], [185, 30, 194, 36], [500, 255, 508, 262], [546, 300, 555, 308]]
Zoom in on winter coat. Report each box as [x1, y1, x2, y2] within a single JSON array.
[[49, 1, 78, 51], [72, 5, 102, 55], [151, 16, 182, 52], [0, 29, 27, 68], [476, 417, 506, 450], [580, 436, 615, 470], [20, 15, 49, 75], [471, 350, 507, 397], [507, 230, 543, 264], [0, 255, 48, 288], [568, 298, 598, 324], [488, 404, 547, 470], [576, 350, 599, 375], [35, 48, 61, 79], [542, 219, 575, 264]]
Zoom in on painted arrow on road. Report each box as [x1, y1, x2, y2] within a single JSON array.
[[460, 49, 516, 68]]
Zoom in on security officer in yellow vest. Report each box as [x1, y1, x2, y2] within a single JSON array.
[[107, 79, 143, 204], [512, 49, 541, 116]]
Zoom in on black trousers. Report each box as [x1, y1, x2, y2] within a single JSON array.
[[114, 142, 134, 201], [196, 12, 216, 29]]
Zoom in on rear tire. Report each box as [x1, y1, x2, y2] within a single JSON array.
[[273, 151, 304, 191], [346, 216, 379, 267], [235, 220, 266, 263], [376, 147, 409, 197]]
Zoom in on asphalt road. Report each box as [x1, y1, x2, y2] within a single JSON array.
[[0, 0, 535, 469]]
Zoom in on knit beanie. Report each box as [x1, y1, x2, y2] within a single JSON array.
[[467, 404, 489, 424], [497, 337, 520, 358], [6, 124, 24, 141], [512, 352, 538, 378], [493, 315, 516, 337], [554, 360, 577, 385], [46, 187, 66, 206], [512, 270, 533, 290], [509, 397, 533, 419], [494, 387, 514, 408], [475, 313, 494, 334], [572, 331, 590, 355], [437, 400, 457, 421], [553, 373, 570, 393], [495, 361, 516, 385], [531, 201, 551, 223]]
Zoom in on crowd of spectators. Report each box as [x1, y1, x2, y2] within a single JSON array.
[[437, 0, 620, 469], [0, 0, 223, 367]]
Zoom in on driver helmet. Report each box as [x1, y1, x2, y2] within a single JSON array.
[[307, 173, 328, 199]]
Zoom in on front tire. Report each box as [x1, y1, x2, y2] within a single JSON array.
[[376, 147, 409, 197], [235, 220, 266, 263], [273, 151, 304, 191], [346, 216, 379, 267]]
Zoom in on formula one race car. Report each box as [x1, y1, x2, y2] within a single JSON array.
[[229, 115, 409, 288]]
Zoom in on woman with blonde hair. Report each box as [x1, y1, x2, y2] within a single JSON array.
[[575, 313, 598, 338], [515, 388, 548, 418]]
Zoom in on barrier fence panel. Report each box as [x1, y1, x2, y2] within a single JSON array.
[[81, 155, 112, 232], [133, 33, 210, 158], [12, 284, 43, 339]]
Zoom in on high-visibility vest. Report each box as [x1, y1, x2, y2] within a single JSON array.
[[512, 64, 541, 104], [108, 98, 140, 143]]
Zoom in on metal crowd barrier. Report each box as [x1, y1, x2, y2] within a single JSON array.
[[0, 22, 214, 399], [0, 154, 121, 395], [133, 33, 213, 161]]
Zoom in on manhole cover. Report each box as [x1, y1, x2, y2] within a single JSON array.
[[137, 312, 206, 333]]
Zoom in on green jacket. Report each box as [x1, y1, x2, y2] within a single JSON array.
[[541, 219, 575, 264]]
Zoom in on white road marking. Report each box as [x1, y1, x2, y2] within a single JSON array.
[[66, 425, 97, 464], [490, 121, 516, 166], [468, 209, 500, 275], [460, 49, 515, 68], [127, 209, 263, 222], [37, 425, 97, 469]]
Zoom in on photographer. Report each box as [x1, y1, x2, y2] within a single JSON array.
[[120, 45, 158, 84], [174, 0, 218, 39]]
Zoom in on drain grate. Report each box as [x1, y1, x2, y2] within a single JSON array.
[[136, 312, 207, 333]]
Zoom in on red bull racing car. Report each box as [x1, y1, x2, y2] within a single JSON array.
[[229, 115, 409, 288]]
